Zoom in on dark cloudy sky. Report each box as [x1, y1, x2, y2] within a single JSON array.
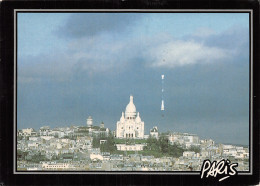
[[17, 13, 250, 145]]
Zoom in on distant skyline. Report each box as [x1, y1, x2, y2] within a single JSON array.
[[17, 12, 250, 145]]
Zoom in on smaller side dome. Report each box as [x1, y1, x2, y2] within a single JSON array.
[[120, 112, 125, 123], [135, 112, 141, 123]]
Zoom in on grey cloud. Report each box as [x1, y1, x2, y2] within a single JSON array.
[[18, 33, 147, 83], [56, 13, 140, 38]]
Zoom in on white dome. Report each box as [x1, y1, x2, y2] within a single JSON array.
[[125, 95, 136, 117]]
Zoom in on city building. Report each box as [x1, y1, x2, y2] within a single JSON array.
[[116, 95, 144, 139], [22, 128, 37, 136], [168, 132, 200, 148], [39, 126, 50, 136], [42, 162, 71, 170], [116, 144, 146, 151], [150, 126, 159, 139], [100, 122, 105, 129], [86, 116, 93, 127]]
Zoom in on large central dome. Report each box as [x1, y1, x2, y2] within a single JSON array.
[[125, 95, 136, 117]]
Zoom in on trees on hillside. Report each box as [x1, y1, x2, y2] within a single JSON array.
[[93, 134, 187, 158], [144, 136, 184, 157], [92, 132, 117, 153]]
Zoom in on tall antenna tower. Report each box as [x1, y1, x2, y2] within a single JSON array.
[[161, 75, 165, 116]]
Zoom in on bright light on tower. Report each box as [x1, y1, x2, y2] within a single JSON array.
[[161, 100, 164, 111]]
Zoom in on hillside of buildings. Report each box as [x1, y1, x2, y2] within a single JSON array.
[[17, 124, 249, 171]]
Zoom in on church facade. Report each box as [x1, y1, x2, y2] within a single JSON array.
[[116, 95, 145, 139]]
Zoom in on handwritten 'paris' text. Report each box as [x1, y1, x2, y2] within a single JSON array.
[[200, 159, 238, 182]]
